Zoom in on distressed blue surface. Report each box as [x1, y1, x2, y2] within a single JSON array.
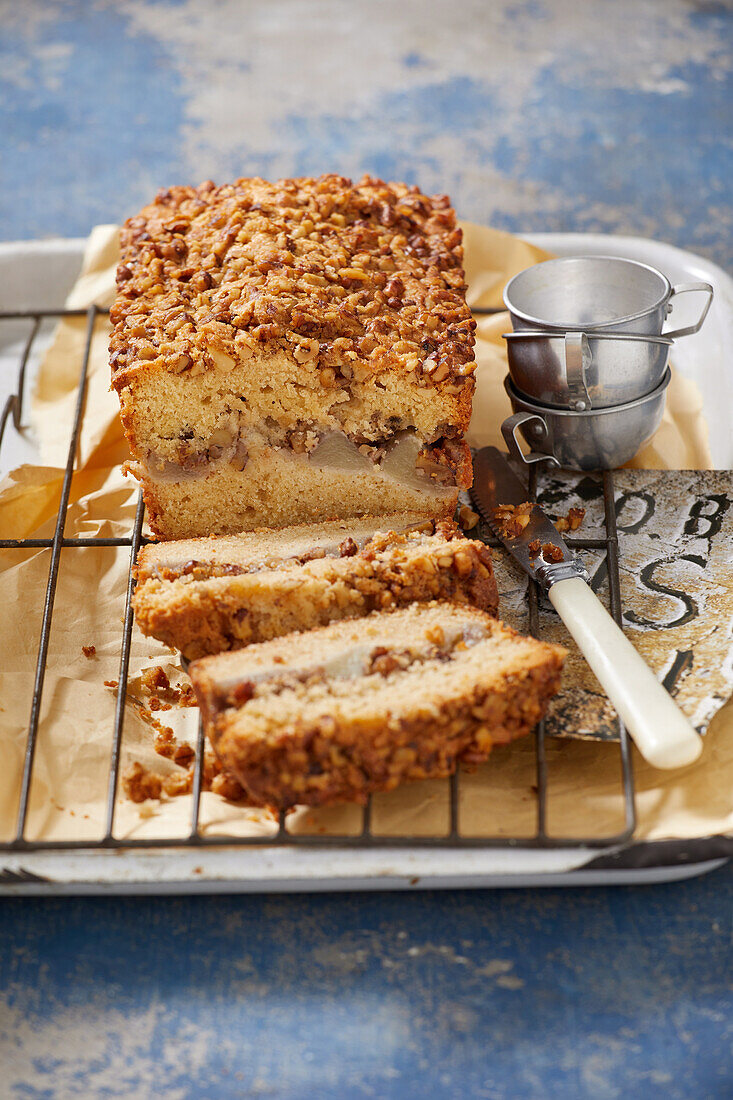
[[2, 2, 733, 1095], [2, 872, 733, 1098], [1, 1, 732, 268]]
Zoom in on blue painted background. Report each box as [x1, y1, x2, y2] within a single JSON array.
[[2, 0, 732, 268], [1, 2, 732, 1096]]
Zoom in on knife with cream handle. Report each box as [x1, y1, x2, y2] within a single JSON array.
[[470, 447, 703, 769]]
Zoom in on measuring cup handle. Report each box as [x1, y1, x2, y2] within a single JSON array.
[[501, 412, 560, 468], [564, 332, 592, 410], [663, 282, 714, 339]]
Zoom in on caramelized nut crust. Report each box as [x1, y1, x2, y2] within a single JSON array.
[[110, 174, 476, 392]]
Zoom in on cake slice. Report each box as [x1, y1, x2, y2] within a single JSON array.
[[189, 603, 565, 809], [133, 514, 498, 660], [110, 174, 476, 538]]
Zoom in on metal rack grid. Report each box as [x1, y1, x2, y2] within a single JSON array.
[[0, 304, 636, 854]]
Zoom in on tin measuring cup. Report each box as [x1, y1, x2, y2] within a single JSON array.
[[503, 329, 673, 411], [502, 369, 671, 471], [503, 256, 713, 339]]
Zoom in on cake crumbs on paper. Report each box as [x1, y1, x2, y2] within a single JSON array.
[[123, 762, 163, 803], [139, 665, 199, 709], [178, 683, 198, 707], [122, 714, 246, 805], [81, 644, 96, 659], [141, 665, 179, 701], [120, 664, 239, 806], [147, 698, 173, 711]]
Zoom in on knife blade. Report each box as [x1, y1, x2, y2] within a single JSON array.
[[470, 446, 588, 587], [469, 446, 702, 770]]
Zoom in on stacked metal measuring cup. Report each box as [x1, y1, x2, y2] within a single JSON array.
[[501, 256, 713, 470]]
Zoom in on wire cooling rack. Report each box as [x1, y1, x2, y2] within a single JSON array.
[[0, 304, 636, 855]]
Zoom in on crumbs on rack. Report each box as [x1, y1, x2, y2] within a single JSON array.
[[140, 664, 199, 709], [494, 502, 585, 540], [554, 507, 585, 533]]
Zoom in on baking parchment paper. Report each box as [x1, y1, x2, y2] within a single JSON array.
[[0, 221, 730, 846]]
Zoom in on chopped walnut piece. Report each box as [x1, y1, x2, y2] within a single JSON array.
[[338, 537, 359, 557], [494, 502, 533, 539], [554, 507, 586, 533], [367, 647, 414, 676], [81, 645, 96, 659], [458, 504, 479, 531], [425, 624, 446, 646], [173, 742, 195, 768], [528, 539, 541, 558], [104, 679, 119, 689], [541, 543, 564, 562]]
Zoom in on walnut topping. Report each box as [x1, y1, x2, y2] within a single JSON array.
[[367, 647, 414, 676], [541, 543, 564, 562], [495, 503, 585, 541], [458, 505, 479, 531], [494, 502, 533, 539], [110, 175, 475, 390], [554, 507, 586, 533]]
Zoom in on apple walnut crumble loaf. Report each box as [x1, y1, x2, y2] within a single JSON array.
[[110, 174, 476, 538], [132, 513, 499, 660], [189, 602, 566, 810]]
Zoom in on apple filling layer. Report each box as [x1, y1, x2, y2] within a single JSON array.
[[205, 621, 491, 711], [141, 429, 462, 494]]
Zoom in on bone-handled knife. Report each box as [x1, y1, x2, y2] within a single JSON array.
[[470, 447, 703, 769]]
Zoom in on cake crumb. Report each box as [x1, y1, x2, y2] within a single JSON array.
[[104, 679, 118, 689], [124, 721, 244, 804], [147, 698, 172, 712], [178, 683, 198, 707], [123, 762, 163, 803], [82, 645, 96, 659], [141, 665, 179, 701], [494, 502, 585, 540], [210, 771, 246, 801], [153, 726, 177, 758]]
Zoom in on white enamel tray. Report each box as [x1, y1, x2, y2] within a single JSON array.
[[0, 233, 730, 894]]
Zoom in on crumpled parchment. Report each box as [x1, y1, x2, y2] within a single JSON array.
[[0, 220, 730, 847]]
